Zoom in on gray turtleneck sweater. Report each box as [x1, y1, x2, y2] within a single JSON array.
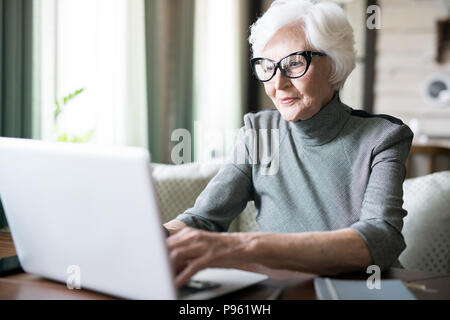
[[176, 93, 414, 271]]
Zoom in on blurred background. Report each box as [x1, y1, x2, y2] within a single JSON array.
[[1, 0, 450, 177]]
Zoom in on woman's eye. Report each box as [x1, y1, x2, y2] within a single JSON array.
[[264, 65, 274, 72], [289, 61, 303, 67]]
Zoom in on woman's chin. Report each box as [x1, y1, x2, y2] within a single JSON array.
[[277, 104, 304, 122], [279, 109, 302, 122]]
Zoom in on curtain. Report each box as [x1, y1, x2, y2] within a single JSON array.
[[144, 0, 195, 164], [246, 0, 264, 113], [0, 0, 34, 229]]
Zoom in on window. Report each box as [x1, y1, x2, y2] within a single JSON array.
[[34, 0, 148, 147]]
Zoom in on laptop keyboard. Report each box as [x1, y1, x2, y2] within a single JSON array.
[[179, 279, 221, 296]]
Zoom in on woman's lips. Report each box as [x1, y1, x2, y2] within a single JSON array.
[[279, 98, 298, 105]]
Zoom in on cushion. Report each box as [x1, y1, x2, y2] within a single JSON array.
[[151, 161, 222, 223], [237, 201, 258, 232], [399, 170, 450, 274]]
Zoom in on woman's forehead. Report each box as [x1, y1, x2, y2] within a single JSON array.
[[261, 24, 309, 60]]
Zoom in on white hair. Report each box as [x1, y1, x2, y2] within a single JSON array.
[[249, 0, 356, 90]]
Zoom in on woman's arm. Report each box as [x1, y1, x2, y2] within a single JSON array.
[[244, 228, 372, 274], [171, 127, 255, 233], [167, 227, 372, 287], [347, 124, 413, 270]]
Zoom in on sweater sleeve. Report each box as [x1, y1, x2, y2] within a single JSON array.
[[175, 127, 254, 232], [349, 123, 414, 271]]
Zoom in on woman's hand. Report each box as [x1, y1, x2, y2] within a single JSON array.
[[167, 227, 254, 287], [166, 227, 372, 287]]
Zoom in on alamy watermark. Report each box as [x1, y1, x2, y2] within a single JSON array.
[[366, 265, 381, 290], [366, 5, 381, 30], [66, 265, 82, 290], [170, 122, 280, 176]]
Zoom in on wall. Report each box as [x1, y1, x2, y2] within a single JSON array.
[[375, 0, 450, 137]]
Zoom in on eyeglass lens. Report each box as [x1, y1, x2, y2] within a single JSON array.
[[253, 53, 307, 81]]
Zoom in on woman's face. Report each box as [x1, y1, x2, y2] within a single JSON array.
[[261, 23, 335, 122]]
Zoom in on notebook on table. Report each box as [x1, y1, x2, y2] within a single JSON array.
[[314, 277, 417, 300]]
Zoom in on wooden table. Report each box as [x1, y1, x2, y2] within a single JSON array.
[[1, 232, 449, 300], [407, 138, 450, 177]]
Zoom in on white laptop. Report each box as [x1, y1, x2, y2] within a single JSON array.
[[0, 137, 267, 299]]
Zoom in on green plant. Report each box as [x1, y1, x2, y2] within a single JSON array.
[[53, 88, 95, 143]]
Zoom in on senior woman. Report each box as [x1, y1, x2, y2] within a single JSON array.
[[164, 0, 413, 287]]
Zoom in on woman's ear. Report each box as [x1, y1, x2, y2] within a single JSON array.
[[332, 81, 342, 91]]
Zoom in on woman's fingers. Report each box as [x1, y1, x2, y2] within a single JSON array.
[[175, 255, 211, 288], [170, 242, 206, 271], [166, 227, 245, 287], [167, 227, 206, 251], [166, 228, 215, 283]]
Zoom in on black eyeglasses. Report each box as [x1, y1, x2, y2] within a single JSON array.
[[250, 50, 326, 82]]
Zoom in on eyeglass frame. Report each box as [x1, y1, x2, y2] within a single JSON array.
[[250, 50, 327, 83]]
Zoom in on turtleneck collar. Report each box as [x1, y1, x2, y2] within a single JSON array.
[[287, 92, 351, 146]]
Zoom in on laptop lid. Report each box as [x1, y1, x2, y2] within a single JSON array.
[[0, 137, 177, 299]]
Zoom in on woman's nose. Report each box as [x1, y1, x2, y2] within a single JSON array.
[[273, 69, 291, 90]]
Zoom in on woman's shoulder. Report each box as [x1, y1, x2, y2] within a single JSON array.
[[348, 108, 405, 127], [344, 107, 414, 149]]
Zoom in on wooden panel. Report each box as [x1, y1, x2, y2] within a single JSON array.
[[377, 32, 434, 54], [377, 53, 441, 69], [380, 1, 444, 31], [374, 0, 450, 139]]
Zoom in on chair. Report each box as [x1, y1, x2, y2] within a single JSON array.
[[399, 170, 450, 274]]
